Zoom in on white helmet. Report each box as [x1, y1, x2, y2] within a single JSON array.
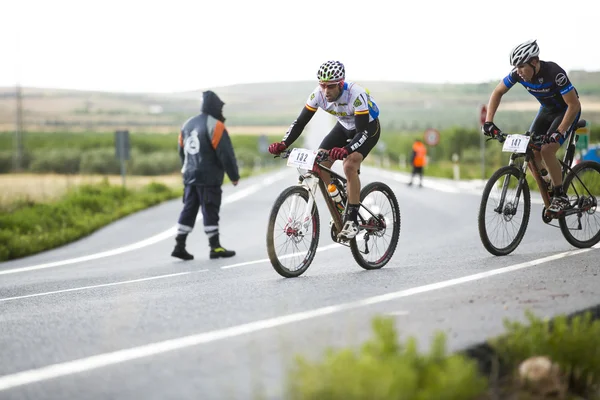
[[317, 60, 345, 82], [509, 40, 540, 66]]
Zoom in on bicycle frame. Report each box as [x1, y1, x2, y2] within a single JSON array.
[[497, 123, 581, 213], [286, 157, 347, 237], [284, 151, 386, 241]]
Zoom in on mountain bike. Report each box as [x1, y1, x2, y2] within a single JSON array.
[[478, 119, 600, 256], [266, 148, 401, 278]]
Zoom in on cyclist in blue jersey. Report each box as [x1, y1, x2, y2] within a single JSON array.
[[268, 60, 381, 240], [482, 40, 581, 216]]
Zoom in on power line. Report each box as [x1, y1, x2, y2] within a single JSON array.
[[13, 84, 24, 171]]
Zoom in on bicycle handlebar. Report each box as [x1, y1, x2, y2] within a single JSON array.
[[486, 131, 545, 150], [274, 148, 331, 163]]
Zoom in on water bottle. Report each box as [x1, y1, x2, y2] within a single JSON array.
[[328, 183, 345, 213]]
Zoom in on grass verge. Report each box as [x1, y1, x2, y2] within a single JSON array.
[[0, 179, 180, 262], [0, 166, 269, 262]]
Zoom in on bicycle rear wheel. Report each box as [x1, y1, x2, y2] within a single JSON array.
[[350, 182, 401, 270], [266, 186, 320, 278], [559, 161, 600, 248], [478, 166, 531, 256]]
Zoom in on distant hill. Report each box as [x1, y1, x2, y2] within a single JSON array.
[[1, 70, 598, 134]]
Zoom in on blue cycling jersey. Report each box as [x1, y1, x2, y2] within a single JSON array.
[[503, 60, 578, 112]]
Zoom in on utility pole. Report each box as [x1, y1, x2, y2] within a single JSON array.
[[13, 83, 24, 171]]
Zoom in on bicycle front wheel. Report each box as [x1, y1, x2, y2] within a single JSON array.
[[266, 185, 320, 278], [478, 166, 531, 256], [559, 161, 600, 248], [350, 182, 401, 270]]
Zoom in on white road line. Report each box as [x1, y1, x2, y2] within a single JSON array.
[[0, 245, 597, 391], [386, 310, 410, 316], [0, 271, 206, 303], [0, 172, 289, 276], [0, 242, 348, 301], [221, 243, 341, 269], [1, 242, 345, 301]]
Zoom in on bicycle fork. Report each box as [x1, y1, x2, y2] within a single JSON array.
[[286, 175, 319, 237], [496, 155, 528, 215]]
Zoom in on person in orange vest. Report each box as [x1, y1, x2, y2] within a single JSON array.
[[408, 139, 427, 187]]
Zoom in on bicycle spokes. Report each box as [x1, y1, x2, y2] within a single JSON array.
[[268, 189, 320, 276], [354, 188, 397, 264], [560, 163, 600, 246], [478, 166, 531, 256]]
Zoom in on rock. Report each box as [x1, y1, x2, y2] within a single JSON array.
[[518, 356, 567, 399]]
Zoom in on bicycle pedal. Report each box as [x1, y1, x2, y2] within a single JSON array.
[[335, 237, 352, 247]]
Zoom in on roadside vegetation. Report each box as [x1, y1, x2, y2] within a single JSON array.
[[0, 131, 283, 175], [286, 310, 600, 400], [0, 132, 281, 261], [0, 179, 179, 261]]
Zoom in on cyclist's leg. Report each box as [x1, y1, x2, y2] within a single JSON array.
[[317, 122, 348, 184], [543, 111, 581, 214], [344, 119, 380, 205], [339, 120, 381, 239], [527, 108, 553, 197], [540, 112, 570, 188]]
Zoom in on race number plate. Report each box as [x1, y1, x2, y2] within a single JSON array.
[[502, 134, 530, 153], [287, 148, 316, 168]]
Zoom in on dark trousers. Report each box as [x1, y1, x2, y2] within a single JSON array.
[[177, 185, 222, 236]]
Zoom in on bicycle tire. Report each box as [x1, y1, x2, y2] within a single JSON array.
[[266, 185, 320, 278], [478, 166, 531, 256], [350, 182, 401, 270], [559, 161, 600, 248]]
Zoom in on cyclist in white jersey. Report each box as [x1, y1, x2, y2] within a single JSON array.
[[268, 60, 381, 240]]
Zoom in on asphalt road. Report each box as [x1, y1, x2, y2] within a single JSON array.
[[1, 165, 599, 400]]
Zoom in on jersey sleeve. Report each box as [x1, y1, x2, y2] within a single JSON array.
[[350, 91, 370, 116], [305, 87, 320, 112], [552, 65, 575, 95], [502, 69, 520, 89]]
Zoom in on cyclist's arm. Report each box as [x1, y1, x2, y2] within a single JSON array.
[[485, 80, 510, 122], [282, 106, 316, 147], [557, 90, 581, 134]]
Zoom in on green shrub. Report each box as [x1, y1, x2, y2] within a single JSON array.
[[286, 316, 487, 400], [79, 148, 122, 174], [130, 151, 181, 175], [489, 310, 600, 397], [29, 149, 82, 174], [0, 131, 284, 175], [0, 180, 180, 261], [0, 151, 12, 173]]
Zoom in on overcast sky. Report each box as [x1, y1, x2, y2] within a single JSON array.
[[2, 0, 598, 93]]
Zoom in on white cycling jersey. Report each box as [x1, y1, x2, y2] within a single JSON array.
[[305, 81, 380, 130]]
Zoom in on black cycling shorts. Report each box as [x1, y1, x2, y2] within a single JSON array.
[[529, 108, 580, 146], [319, 119, 380, 159]]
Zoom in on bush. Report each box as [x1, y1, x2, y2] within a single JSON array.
[[286, 316, 487, 400], [79, 148, 122, 174], [489, 310, 600, 397], [0, 180, 180, 261], [0, 151, 12, 173], [29, 149, 82, 174], [130, 150, 181, 175]]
